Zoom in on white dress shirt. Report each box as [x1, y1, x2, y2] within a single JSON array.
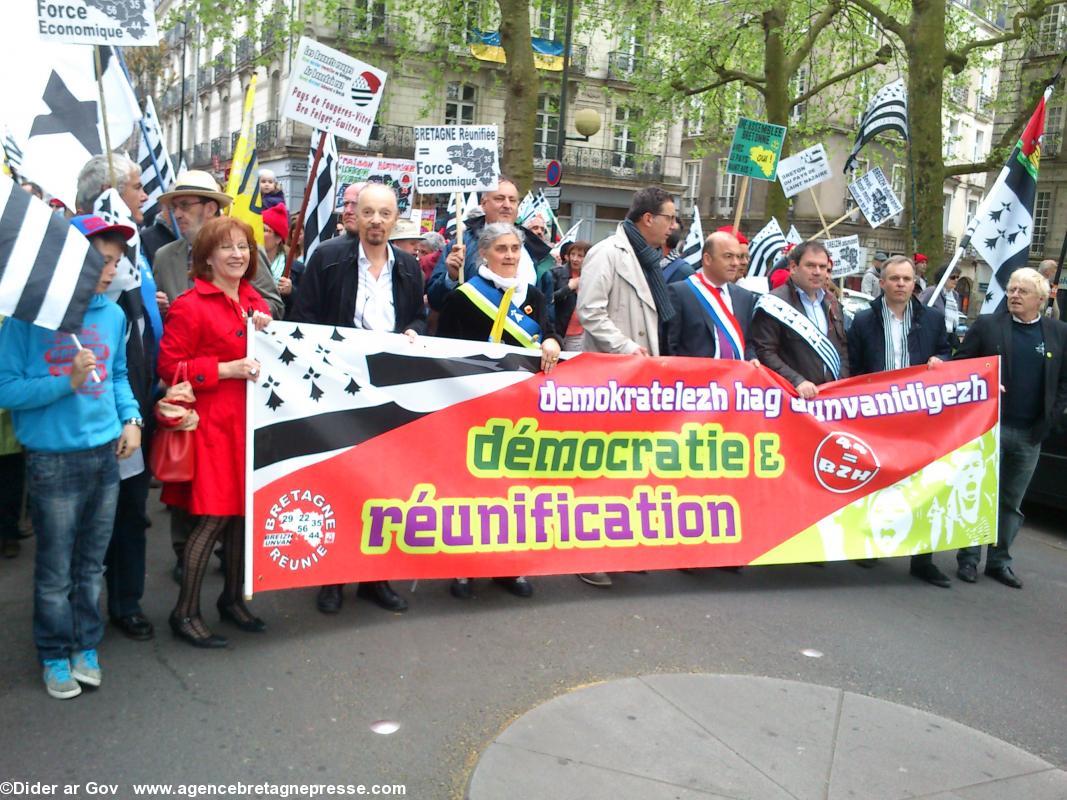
[[354, 243, 396, 332]]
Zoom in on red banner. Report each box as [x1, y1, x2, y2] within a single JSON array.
[[248, 326, 1000, 594]]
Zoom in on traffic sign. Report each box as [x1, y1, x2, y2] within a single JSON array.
[[546, 159, 563, 186]]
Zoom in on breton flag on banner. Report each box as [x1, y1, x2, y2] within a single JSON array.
[[843, 79, 909, 174], [303, 130, 338, 264], [226, 76, 264, 246], [747, 218, 788, 277], [966, 87, 1050, 314], [136, 96, 176, 220], [0, 174, 104, 332], [681, 211, 704, 266]]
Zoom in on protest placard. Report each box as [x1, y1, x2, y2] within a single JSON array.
[[825, 235, 864, 278], [726, 118, 787, 181], [848, 167, 903, 228], [777, 144, 832, 198], [36, 0, 159, 45], [414, 126, 500, 193], [335, 155, 417, 218], [282, 37, 386, 147]]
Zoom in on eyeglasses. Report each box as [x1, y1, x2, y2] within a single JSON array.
[[218, 242, 251, 253], [652, 213, 679, 224], [949, 273, 961, 280], [170, 199, 205, 212]]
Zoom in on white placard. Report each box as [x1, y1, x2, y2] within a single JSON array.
[[282, 37, 387, 147], [414, 126, 500, 193], [777, 144, 832, 198], [825, 235, 864, 278], [37, 0, 159, 45], [847, 167, 903, 229], [335, 155, 416, 217]]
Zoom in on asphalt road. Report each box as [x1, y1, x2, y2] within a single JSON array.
[[0, 494, 1064, 799]]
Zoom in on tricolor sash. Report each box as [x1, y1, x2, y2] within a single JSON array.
[[458, 275, 542, 348], [755, 292, 842, 380], [684, 274, 745, 359]]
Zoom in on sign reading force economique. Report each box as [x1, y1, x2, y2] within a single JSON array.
[[282, 37, 387, 147], [414, 126, 500, 193], [36, 0, 159, 45]]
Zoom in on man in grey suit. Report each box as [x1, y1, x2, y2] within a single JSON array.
[[665, 230, 757, 360]]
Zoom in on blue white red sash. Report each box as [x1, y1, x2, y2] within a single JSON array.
[[685, 274, 745, 359], [458, 274, 542, 348]]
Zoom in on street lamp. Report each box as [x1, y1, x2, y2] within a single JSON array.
[[555, 0, 601, 162]]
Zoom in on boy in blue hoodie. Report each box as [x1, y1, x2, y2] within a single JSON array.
[[0, 215, 141, 699]]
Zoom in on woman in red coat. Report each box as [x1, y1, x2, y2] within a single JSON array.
[[158, 217, 271, 647]]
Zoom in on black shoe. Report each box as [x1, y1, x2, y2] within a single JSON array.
[[112, 613, 155, 640], [855, 558, 878, 569], [316, 584, 343, 614], [168, 614, 228, 648], [985, 566, 1023, 588], [450, 578, 473, 600], [217, 600, 267, 633], [494, 576, 533, 598], [910, 563, 951, 588], [956, 563, 978, 583], [356, 581, 408, 612], [1, 538, 19, 559]]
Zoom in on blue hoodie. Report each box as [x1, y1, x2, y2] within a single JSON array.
[[0, 295, 139, 452]]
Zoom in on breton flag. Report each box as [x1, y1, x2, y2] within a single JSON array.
[[747, 218, 788, 278], [303, 130, 338, 264], [681, 211, 704, 266], [92, 188, 142, 299], [0, 174, 105, 332], [843, 79, 908, 174], [2, 128, 24, 181], [551, 219, 584, 260], [135, 96, 176, 221], [226, 76, 264, 246], [786, 225, 803, 246], [444, 191, 467, 239], [967, 87, 1050, 314]]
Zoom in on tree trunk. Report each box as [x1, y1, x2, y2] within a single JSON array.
[[907, 0, 947, 271], [497, 0, 539, 195], [762, 4, 790, 228]]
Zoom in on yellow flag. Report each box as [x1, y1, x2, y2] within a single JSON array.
[[226, 76, 264, 246]]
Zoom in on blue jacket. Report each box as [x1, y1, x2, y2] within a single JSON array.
[[0, 295, 139, 452], [847, 296, 951, 375]]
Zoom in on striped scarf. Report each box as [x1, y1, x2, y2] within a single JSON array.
[[881, 299, 912, 370]]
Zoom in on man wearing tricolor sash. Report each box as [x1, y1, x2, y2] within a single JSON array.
[[750, 241, 850, 398], [666, 230, 757, 360]]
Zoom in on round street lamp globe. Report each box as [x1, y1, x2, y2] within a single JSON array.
[[574, 108, 601, 138]]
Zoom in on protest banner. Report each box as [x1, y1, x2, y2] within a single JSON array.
[[414, 125, 500, 193], [335, 155, 417, 218], [726, 118, 787, 181], [282, 37, 386, 148], [825, 235, 864, 278], [848, 167, 904, 228], [416, 208, 437, 234], [246, 323, 999, 595], [777, 144, 832, 198], [36, 0, 159, 45]]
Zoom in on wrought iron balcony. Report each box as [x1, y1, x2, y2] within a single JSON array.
[[338, 8, 398, 44], [231, 130, 242, 152], [193, 142, 211, 165], [211, 135, 231, 159], [213, 53, 231, 81], [236, 38, 253, 66], [257, 120, 280, 149], [607, 51, 642, 80], [568, 44, 588, 75], [537, 145, 664, 182], [361, 123, 416, 158], [197, 65, 212, 90]]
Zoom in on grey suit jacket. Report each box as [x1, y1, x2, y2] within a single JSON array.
[[665, 278, 757, 359]]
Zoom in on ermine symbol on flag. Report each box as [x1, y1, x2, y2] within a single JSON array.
[[350, 72, 382, 107]]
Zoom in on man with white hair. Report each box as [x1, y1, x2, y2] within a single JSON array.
[[954, 267, 1067, 588], [1037, 259, 1061, 319]]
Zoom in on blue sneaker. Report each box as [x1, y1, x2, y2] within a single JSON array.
[[42, 659, 81, 699], [70, 649, 102, 687]]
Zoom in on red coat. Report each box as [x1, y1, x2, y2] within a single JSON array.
[[158, 278, 270, 516]]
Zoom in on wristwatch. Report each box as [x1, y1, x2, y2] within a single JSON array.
[[124, 417, 144, 428]]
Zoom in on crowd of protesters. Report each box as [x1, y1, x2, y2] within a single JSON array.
[[2, 159, 1066, 701]]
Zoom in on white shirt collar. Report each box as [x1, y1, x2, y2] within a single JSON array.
[[358, 242, 395, 274], [1011, 314, 1041, 325]]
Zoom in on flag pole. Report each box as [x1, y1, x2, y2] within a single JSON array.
[[70, 333, 101, 384], [93, 46, 117, 190], [285, 130, 326, 280], [455, 190, 466, 284], [732, 176, 749, 233], [808, 188, 828, 232]]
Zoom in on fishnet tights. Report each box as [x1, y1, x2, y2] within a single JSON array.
[[172, 515, 252, 638]]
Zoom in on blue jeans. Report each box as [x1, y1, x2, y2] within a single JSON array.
[[957, 425, 1042, 570], [28, 444, 120, 662]]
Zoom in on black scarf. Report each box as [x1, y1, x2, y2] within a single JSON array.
[[622, 218, 675, 323]]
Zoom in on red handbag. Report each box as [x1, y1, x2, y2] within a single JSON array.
[[149, 362, 196, 483]]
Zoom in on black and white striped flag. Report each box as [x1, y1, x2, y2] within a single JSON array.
[[444, 191, 465, 239], [136, 96, 175, 221], [303, 130, 338, 264], [2, 128, 23, 181], [0, 174, 104, 332], [93, 188, 141, 299], [844, 79, 909, 174], [747, 218, 787, 278], [681, 211, 704, 266]]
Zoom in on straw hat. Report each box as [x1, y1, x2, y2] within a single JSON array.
[[159, 170, 233, 208], [388, 217, 422, 242]]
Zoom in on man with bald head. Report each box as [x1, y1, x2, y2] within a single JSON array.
[[291, 182, 427, 615], [665, 230, 758, 359]]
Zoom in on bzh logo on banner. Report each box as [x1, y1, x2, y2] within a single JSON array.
[[349, 71, 382, 108]]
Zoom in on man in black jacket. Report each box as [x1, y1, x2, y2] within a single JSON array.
[[290, 182, 427, 614], [847, 256, 953, 587], [953, 267, 1067, 588]]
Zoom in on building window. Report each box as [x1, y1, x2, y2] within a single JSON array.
[[684, 104, 704, 138], [891, 164, 907, 225], [446, 83, 476, 125], [972, 129, 986, 163], [683, 160, 701, 215], [1038, 4, 1065, 53], [791, 64, 809, 122], [967, 198, 979, 222], [716, 158, 738, 216], [268, 70, 281, 121], [534, 93, 559, 160], [945, 118, 960, 160], [1034, 190, 1052, 248], [943, 192, 953, 235], [612, 107, 639, 170], [533, 0, 561, 40], [1045, 105, 1063, 158]]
